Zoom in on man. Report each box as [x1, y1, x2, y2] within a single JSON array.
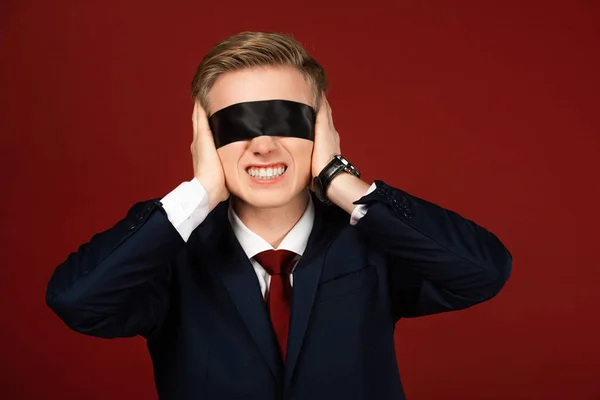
[[46, 31, 512, 399]]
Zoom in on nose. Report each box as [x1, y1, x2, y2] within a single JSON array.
[[248, 135, 278, 156]]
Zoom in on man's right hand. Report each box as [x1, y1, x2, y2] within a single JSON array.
[[191, 102, 229, 210]]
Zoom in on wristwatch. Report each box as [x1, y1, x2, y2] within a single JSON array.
[[312, 155, 360, 205]]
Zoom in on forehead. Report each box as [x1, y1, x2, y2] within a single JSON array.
[[208, 66, 313, 114]]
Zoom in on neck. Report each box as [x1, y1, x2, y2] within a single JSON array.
[[232, 189, 310, 248]]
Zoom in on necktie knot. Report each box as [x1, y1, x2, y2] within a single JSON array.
[[254, 249, 297, 276]]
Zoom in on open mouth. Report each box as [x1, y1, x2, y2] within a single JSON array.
[[246, 164, 287, 180]]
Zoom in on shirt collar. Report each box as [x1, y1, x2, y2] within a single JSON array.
[[228, 196, 315, 259]]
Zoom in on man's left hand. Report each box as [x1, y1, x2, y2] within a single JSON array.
[[311, 93, 341, 179], [310, 93, 371, 214]]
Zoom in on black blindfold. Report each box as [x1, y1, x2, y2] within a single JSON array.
[[208, 100, 316, 148]]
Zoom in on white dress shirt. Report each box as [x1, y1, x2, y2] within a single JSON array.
[[160, 178, 376, 299]]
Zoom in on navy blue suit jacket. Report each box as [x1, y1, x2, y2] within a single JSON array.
[[46, 180, 512, 399]]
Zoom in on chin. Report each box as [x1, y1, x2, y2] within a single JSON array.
[[244, 196, 292, 209], [243, 187, 295, 207], [234, 184, 308, 209]]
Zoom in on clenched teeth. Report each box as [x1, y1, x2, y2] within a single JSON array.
[[246, 166, 287, 179]]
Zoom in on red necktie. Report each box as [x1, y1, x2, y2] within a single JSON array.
[[254, 249, 297, 360]]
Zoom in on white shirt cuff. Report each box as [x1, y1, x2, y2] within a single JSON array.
[[350, 182, 377, 225], [160, 178, 210, 242]]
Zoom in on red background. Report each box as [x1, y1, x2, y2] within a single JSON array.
[[1, 1, 599, 399]]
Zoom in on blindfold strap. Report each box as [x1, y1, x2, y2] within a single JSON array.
[[208, 100, 316, 148]]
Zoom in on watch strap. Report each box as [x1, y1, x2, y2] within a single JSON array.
[[314, 155, 360, 205], [320, 159, 347, 192]]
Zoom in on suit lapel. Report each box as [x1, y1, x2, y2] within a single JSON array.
[[285, 196, 340, 387], [200, 202, 283, 383], [194, 196, 342, 388]]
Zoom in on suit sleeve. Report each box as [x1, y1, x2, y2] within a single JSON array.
[[352, 180, 512, 319], [46, 199, 185, 339]]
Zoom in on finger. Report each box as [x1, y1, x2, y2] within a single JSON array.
[[194, 102, 211, 137], [319, 92, 329, 110], [326, 102, 334, 129], [319, 94, 336, 130], [192, 102, 198, 141], [315, 94, 328, 125]]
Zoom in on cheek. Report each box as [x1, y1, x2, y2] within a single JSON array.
[[282, 139, 313, 175], [217, 143, 245, 181], [297, 146, 313, 173]]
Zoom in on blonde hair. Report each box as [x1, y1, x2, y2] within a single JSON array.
[[191, 31, 328, 114]]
